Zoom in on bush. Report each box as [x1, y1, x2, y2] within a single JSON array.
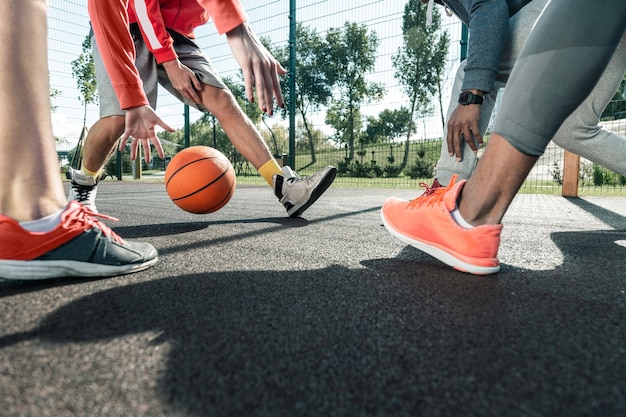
[[337, 158, 383, 178], [405, 157, 434, 180], [383, 164, 403, 178]]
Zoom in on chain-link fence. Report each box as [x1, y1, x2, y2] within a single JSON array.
[[50, 1, 625, 195]]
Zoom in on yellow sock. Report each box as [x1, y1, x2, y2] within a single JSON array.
[[81, 163, 102, 181], [258, 159, 282, 186]]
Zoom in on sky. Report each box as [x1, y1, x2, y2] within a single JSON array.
[[47, 0, 463, 151]]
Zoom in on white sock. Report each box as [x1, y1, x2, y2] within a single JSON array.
[[19, 208, 64, 233], [450, 207, 474, 229]]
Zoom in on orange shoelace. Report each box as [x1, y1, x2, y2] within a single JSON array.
[[64, 204, 124, 244], [409, 175, 458, 208]]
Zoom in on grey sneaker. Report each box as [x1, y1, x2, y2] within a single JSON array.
[[0, 201, 158, 280], [272, 165, 337, 217], [67, 167, 100, 213]]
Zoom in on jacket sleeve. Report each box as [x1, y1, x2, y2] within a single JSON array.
[[129, 0, 178, 64], [461, 0, 510, 93], [199, 0, 248, 34], [88, 0, 149, 110]]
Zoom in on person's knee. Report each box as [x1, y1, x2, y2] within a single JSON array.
[[203, 87, 240, 118], [553, 118, 600, 148]]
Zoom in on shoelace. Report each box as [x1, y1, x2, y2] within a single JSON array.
[[409, 175, 458, 208], [71, 182, 95, 203], [65, 204, 123, 244], [285, 172, 302, 185]]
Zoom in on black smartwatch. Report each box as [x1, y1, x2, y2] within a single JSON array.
[[458, 91, 484, 105]]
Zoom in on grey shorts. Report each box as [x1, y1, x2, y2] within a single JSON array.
[[93, 25, 226, 118]]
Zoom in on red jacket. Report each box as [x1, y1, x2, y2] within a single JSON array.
[[88, 0, 247, 110]]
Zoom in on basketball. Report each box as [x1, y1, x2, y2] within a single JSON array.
[[164, 146, 236, 214]]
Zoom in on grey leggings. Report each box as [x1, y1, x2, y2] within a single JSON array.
[[494, 0, 626, 160], [436, 0, 626, 184]]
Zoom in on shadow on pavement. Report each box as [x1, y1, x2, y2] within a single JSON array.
[[1, 227, 624, 417]]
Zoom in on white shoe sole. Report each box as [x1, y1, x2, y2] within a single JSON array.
[[0, 257, 158, 280]]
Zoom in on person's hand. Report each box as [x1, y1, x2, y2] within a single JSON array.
[[162, 59, 203, 104], [119, 105, 174, 163], [226, 22, 287, 115], [446, 103, 483, 161]]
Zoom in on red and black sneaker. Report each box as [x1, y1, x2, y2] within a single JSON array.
[[0, 201, 158, 280]]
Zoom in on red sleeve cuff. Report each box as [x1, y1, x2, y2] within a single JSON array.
[[200, 0, 247, 34]]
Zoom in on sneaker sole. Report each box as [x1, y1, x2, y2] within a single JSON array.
[[381, 210, 500, 275], [288, 167, 337, 217], [0, 257, 158, 280]]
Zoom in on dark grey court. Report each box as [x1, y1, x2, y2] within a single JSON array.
[[1, 181, 625, 417]]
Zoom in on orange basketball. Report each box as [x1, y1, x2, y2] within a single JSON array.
[[164, 146, 236, 214]]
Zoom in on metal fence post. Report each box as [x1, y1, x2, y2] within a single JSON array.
[[288, 0, 296, 168]]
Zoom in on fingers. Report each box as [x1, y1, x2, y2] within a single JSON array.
[[239, 51, 284, 114], [446, 107, 485, 161], [142, 139, 151, 164], [455, 132, 465, 161], [271, 62, 285, 109], [275, 62, 288, 75], [186, 86, 202, 104], [446, 129, 464, 162], [255, 63, 271, 114], [151, 137, 165, 160], [242, 67, 255, 105], [119, 133, 130, 153], [129, 138, 138, 161], [253, 59, 287, 115], [181, 76, 202, 104]]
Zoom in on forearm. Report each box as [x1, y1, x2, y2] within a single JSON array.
[[88, 0, 148, 110], [461, 0, 509, 93]]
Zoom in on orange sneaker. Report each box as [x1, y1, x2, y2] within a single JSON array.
[[381, 175, 502, 275], [0, 201, 158, 280]]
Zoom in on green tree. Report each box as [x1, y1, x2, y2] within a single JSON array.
[[291, 24, 332, 164], [71, 34, 97, 127], [50, 80, 61, 113], [323, 22, 384, 161], [266, 25, 331, 165], [392, 0, 448, 169], [365, 107, 415, 144], [50, 80, 62, 145]]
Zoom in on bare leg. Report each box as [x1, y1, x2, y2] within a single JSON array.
[[0, 0, 66, 221], [458, 133, 538, 226], [81, 116, 125, 173], [198, 83, 275, 169]]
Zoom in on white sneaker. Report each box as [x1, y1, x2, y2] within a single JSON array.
[[272, 165, 337, 217], [67, 168, 100, 213]]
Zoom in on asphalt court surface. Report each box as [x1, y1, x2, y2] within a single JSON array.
[[1, 181, 625, 416]]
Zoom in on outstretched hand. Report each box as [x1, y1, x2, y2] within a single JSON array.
[[119, 105, 174, 163], [226, 22, 287, 115]]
